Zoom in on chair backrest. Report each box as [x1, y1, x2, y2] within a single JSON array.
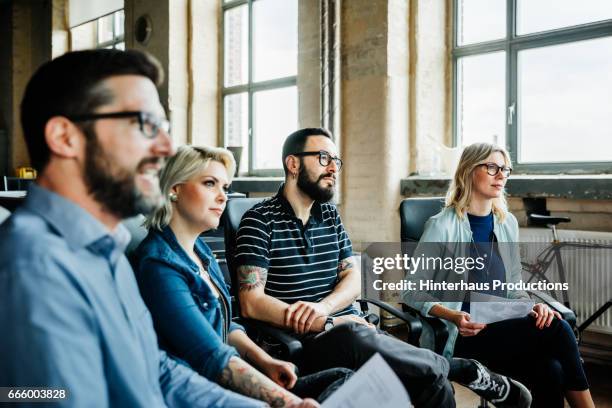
[[400, 197, 445, 242], [222, 197, 267, 290]]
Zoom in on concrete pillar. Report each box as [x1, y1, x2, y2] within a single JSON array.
[[298, 0, 322, 128], [340, 0, 410, 245]]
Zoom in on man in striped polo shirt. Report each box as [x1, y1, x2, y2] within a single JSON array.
[[235, 128, 531, 408]]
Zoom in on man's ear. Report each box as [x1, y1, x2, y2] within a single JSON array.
[[43, 116, 83, 159], [285, 155, 300, 175]]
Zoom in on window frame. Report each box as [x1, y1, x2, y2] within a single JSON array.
[[452, 0, 612, 174], [221, 0, 298, 177], [95, 10, 125, 50]]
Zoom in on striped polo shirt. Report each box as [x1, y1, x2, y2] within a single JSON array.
[[234, 185, 359, 316]]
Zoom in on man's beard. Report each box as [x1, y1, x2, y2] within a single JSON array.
[[83, 134, 163, 219], [296, 166, 335, 202]]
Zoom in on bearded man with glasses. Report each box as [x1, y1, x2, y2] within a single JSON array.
[[0, 49, 270, 407]]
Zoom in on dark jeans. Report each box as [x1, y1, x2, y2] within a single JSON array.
[[292, 367, 354, 402], [454, 315, 589, 408], [294, 322, 454, 408]]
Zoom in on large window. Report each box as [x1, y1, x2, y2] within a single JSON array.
[[222, 0, 298, 176], [454, 0, 612, 173], [71, 10, 125, 51]]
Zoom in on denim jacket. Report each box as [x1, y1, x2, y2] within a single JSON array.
[[402, 207, 529, 359], [132, 226, 244, 381]]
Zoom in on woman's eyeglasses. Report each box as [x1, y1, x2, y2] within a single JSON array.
[[479, 162, 512, 177]]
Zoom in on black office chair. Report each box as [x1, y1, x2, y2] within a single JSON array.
[[222, 197, 424, 360], [399, 197, 578, 348]]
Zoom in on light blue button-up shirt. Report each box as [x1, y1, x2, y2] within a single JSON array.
[[0, 184, 263, 407]]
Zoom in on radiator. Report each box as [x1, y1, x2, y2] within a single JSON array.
[[519, 228, 612, 335]]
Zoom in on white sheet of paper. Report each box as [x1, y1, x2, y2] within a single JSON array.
[[322, 353, 411, 408], [469, 292, 534, 324]]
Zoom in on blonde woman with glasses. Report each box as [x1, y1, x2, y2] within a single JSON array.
[[403, 143, 593, 408]]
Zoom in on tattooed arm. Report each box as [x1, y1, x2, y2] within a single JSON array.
[[237, 265, 295, 327], [219, 356, 301, 408], [237, 260, 359, 334], [318, 256, 361, 314], [283, 256, 361, 334]]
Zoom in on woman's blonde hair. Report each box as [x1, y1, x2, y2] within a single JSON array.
[[445, 142, 511, 222], [145, 145, 236, 231]]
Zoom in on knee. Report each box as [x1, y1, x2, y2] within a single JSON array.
[[546, 318, 577, 346], [556, 318, 575, 337], [330, 321, 372, 341], [328, 321, 359, 341]]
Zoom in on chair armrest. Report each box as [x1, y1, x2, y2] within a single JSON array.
[[527, 290, 576, 328], [237, 318, 303, 360], [401, 303, 449, 355], [357, 298, 422, 345]]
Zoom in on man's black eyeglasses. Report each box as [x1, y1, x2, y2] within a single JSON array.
[[479, 162, 512, 178], [291, 150, 343, 171], [68, 111, 170, 139]]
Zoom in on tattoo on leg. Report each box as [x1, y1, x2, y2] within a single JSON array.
[[238, 265, 268, 291]]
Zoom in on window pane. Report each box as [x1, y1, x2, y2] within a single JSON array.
[[457, 0, 506, 46], [115, 10, 125, 37], [97, 14, 114, 44], [224, 93, 249, 174], [224, 5, 249, 87], [456, 51, 505, 147], [71, 21, 96, 51], [115, 42, 125, 50], [253, 0, 297, 81], [518, 37, 612, 163], [253, 87, 297, 170], [517, 0, 612, 35]]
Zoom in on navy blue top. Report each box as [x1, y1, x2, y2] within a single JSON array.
[[0, 184, 261, 407], [132, 226, 245, 382], [463, 212, 507, 312], [234, 185, 358, 316]]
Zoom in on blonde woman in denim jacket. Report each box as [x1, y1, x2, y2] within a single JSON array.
[[132, 145, 352, 408], [403, 143, 593, 408]]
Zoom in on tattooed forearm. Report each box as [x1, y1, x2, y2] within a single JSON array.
[[238, 265, 268, 291], [220, 357, 294, 407], [338, 257, 354, 275]]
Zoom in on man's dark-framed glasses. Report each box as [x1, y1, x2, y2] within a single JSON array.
[[68, 111, 170, 139], [291, 150, 343, 171], [479, 162, 512, 177]]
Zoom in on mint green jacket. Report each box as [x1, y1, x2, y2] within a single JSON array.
[[401, 206, 529, 359]]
